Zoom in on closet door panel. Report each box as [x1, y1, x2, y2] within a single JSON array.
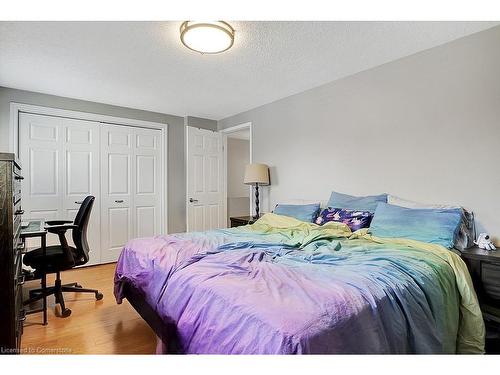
[[19, 113, 64, 247], [61, 118, 101, 265], [134, 127, 162, 239], [100, 124, 134, 263]]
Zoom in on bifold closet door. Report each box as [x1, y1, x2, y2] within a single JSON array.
[[100, 124, 162, 263], [19, 113, 101, 265]]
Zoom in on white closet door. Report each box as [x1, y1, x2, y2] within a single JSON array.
[[19, 113, 101, 265], [134, 127, 162, 238], [187, 127, 224, 232], [20, 113, 64, 241], [100, 124, 162, 263], [61, 118, 101, 265]]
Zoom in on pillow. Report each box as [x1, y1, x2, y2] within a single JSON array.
[[273, 203, 320, 223], [316, 207, 373, 231], [387, 194, 475, 250], [327, 191, 388, 213], [388, 194, 458, 210], [369, 202, 462, 248]]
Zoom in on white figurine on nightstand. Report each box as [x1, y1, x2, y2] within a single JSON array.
[[474, 233, 497, 251]]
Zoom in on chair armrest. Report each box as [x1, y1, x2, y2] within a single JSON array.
[[45, 224, 78, 235], [45, 220, 73, 226]]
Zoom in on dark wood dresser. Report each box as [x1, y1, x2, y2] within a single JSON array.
[[460, 246, 500, 353], [0, 152, 24, 354]]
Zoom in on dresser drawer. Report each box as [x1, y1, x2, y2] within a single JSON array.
[[482, 262, 500, 301], [14, 252, 23, 289], [13, 171, 23, 196], [14, 285, 25, 349], [13, 200, 23, 219]]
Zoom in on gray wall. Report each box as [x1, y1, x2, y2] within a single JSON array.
[[0, 86, 216, 234], [227, 138, 250, 222], [185, 116, 217, 130], [219, 26, 500, 242], [227, 138, 250, 198]]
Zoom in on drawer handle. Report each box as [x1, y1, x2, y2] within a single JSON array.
[[17, 275, 25, 286], [15, 175, 24, 181], [15, 209, 24, 215], [115, 200, 124, 203], [19, 310, 27, 322]]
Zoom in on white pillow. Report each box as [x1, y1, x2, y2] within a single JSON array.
[[387, 195, 459, 210], [276, 199, 327, 208]]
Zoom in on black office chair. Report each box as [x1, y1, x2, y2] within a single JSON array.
[[23, 195, 103, 318]]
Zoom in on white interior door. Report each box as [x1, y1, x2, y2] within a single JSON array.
[[19, 113, 101, 265], [100, 124, 162, 263], [187, 127, 224, 232]]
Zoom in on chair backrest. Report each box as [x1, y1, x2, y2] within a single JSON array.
[[72, 196, 95, 265]]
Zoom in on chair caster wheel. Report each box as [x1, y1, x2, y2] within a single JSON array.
[[61, 308, 72, 318], [96, 292, 104, 301]]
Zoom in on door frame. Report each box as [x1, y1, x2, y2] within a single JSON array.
[[220, 122, 253, 224], [9, 102, 169, 237]]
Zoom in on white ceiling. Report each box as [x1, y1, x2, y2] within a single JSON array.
[[0, 21, 497, 120]]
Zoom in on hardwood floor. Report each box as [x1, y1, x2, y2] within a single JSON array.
[[21, 263, 156, 354]]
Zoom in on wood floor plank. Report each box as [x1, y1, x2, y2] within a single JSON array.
[[21, 263, 156, 354]]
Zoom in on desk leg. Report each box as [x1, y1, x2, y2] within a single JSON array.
[[41, 235, 47, 326]]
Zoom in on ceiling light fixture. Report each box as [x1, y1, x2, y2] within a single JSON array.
[[180, 21, 235, 54]]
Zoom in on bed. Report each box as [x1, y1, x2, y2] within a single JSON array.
[[114, 213, 485, 354]]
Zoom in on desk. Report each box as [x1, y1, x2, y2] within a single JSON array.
[[20, 220, 48, 325]]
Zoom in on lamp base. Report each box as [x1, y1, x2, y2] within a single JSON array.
[[254, 183, 260, 220]]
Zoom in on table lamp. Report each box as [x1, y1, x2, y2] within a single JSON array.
[[244, 163, 270, 219]]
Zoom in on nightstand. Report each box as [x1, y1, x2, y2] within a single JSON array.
[[229, 216, 256, 228], [460, 246, 500, 353]]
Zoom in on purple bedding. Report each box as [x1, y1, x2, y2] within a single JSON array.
[[114, 216, 484, 354]]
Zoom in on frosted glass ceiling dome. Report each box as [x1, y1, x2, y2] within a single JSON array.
[[180, 21, 235, 54]]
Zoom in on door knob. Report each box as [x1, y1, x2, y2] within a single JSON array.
[[75, 201, 83, 204], [115, 200, 124, 203], [189, 198, 199, 203]]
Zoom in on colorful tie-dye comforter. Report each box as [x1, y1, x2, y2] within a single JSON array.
[[114, 213, 485, 354]]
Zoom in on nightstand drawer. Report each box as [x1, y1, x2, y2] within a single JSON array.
[[482, 263, 500, 301]]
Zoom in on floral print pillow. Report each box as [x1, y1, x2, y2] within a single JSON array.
[[315, 207, 373, 231]]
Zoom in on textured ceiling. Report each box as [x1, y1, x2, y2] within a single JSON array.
[[0, 21, 498, 120]]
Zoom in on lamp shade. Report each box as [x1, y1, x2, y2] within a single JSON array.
[[244, 163, 270, 186]]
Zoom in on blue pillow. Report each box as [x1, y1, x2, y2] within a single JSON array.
[[327, 191, 388, 212], [274, 203, 320, 223], [369, 202, 462, 248]]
